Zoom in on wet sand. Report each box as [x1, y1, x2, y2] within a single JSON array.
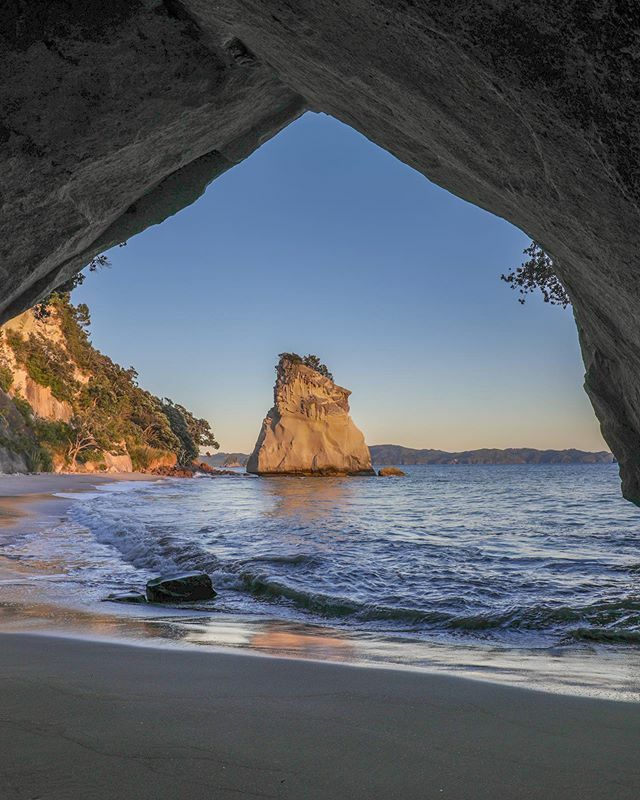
[[1, 632, 639, 799], [0, 471, 159, 497], [0, 473, 164, 591], [0, 472, 161, 522]]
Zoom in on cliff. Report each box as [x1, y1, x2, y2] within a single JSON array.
[[0, 295, 217, 473], [247, 355, 374, 476], [370, 445, 615, 466]]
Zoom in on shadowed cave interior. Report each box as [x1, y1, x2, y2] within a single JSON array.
[[2, 1, 640, 499]]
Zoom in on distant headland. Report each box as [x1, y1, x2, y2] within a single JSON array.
[[368, 445, 614, 465], [204, 446, 614, 468]]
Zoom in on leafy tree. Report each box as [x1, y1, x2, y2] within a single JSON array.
[[278, 352, 303, 365], [129, 390, 181, 452], [65, 381, 130, 468], [302, 354, 333, 381], [501, 241, 570, 307], [160, 400, 197, 464], [178, 404, 219, 451], [33, 254, 112, 320], [65, 409, 100, 469], [160, 399, 218, 464]]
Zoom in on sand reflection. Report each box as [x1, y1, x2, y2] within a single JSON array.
[[184, 618, 356, 661]]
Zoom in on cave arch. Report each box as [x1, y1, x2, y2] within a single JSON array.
[[2, 2, 640, 500]]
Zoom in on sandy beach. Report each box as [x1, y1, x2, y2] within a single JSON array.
[[0, 632, 638, 799], [0, 474, 639, 799], [0, 471, 161, 522]]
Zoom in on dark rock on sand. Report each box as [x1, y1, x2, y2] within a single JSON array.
[[378, 467, 406, 477], [145, 573, 216, 603]]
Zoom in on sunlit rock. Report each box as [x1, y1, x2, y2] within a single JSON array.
[[247, 355, 374, 476]]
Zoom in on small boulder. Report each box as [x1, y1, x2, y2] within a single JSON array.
[[105, 591, 148, 604], [145, 572, 217, 603], [378, 467, 406, 477]]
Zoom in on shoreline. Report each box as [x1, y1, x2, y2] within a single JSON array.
[[0, 470, 164, 519], [1, 631, 639, 799], [1, 472, 640, 704], [0, 471, 165, 574]]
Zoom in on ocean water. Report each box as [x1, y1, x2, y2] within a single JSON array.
[[2, 464, 640, 699]]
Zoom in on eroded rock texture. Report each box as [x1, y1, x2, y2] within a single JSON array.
[[247, 356, 374, 476], [2, 3, 640, 498]]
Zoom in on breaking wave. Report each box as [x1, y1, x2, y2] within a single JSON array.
[[58, 464, 640, 650]]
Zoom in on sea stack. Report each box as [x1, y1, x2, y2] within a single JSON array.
[[247, 354, 374, 476]]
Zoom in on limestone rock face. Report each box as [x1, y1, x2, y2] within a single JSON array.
[[247, 357, 374, 476]]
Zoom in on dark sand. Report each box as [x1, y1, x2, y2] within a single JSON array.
[[0, 633, 639, 800]]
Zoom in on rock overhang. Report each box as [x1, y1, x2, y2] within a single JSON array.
[[2, 2, 640, 499]]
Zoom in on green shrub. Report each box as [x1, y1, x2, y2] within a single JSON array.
[[6, 329, 76, 402], [25, 445, 53, 473], [0, 365, 13, 392], [128, 445, 171, 470], [12, 395, 34, 423], [33, 419, 71, 450]]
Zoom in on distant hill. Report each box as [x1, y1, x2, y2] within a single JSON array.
[[369, 445, 615, 465], [200, 447, 614, 469], [200, 452, 249, 468]]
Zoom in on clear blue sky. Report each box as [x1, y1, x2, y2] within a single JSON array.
[[75, 112, 605, 454]]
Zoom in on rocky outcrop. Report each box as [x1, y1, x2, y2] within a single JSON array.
[[247, 356, 374, 476], [81, 452, 133, 474], [145, 573, 217, 603], [2, 316, 73, 423], [378, 468, 406, 477], [3, 5, 640, 499], [0, 302, 201, 474], [11, 368, 72, 423]]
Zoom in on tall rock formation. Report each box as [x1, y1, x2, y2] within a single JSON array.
[[247, 355, 374, 476]]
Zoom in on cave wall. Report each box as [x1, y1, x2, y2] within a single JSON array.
[[2, 1, 640, 499], [0, 1, 305, 318]]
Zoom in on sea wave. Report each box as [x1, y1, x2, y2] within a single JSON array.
[[57, 464, 640, 649]]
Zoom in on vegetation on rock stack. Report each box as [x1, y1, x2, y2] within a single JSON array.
[[278, 352, 334, 381], [0, 290, 218, 472]]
